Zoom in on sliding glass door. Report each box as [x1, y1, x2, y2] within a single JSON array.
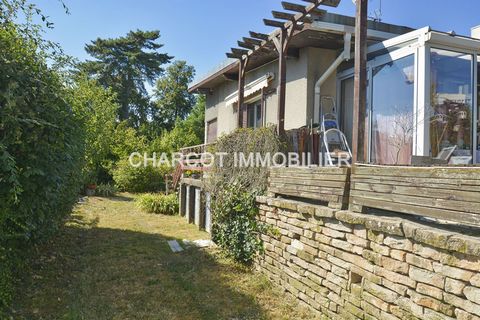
[[370, 55, 415, 165]]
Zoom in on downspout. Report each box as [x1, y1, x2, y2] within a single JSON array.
[[313, 33, 352, 123]]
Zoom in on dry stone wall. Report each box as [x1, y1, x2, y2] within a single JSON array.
[[256, 196, 480, 320]]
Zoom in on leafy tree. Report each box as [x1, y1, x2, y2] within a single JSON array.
[[79, 30, 172, 126], [153, 60, 195, 132], [149, 95, 205, 154], [70, 76, 118, 184]]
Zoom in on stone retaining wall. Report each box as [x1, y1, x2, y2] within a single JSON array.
[[256, 196, 480, 320]]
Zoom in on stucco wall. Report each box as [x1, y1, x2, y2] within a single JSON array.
[[203, 46, 339, 140]]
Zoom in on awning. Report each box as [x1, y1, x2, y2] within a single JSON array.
[[225, 73, 274, 106]]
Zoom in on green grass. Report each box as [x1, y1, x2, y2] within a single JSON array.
[[9, 194, 319, 320]]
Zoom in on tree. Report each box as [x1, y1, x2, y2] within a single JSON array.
[[149, 95, 205, 154], [79, 30, 172, 126], [153, 60, 195, 132], [70, 76, 118, 184]]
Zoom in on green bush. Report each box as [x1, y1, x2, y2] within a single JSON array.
[[206, 126, 285, 264], [112, 159, 167, 193], [0, 23, 85, 311], [210, 183, 266, 264], [136, 193, 178, 215], [96, 183, 117, 197]]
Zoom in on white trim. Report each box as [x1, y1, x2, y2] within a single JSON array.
[[473, 55, 478, 164], [224, 73, 274, 106], [311, 21, 402, 41]]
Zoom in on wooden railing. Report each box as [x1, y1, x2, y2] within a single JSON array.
[[268, 166, 351, 209], [267, 164, 480, 227], [172, 143, 215, 191]]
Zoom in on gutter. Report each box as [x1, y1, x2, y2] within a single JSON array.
[[313, 32, 352, 123]]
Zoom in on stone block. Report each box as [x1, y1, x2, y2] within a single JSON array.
[[390, 249, 407, 261], [464, 286, 480, 305], [362, 291, 390, 312], [413, 243, 443, 261], [416, 283, 444, 300], [315, 206, 336, 218], [382, 278, 408, 296], [471, 273, 480, 287], [433, 262, 474, 282], [375, 265, 416, 288], [363, 249, 382, 265], [447, 235, 480, 257], [367, 230, 385, 243], [408, 289, 454, 316], [365, 216, 403, 236], [396, 297, 424, 318], [363, 280, 398, 303], [325, 219, 353, 232], [382, 255, 409, 274], [335, 210, 367, 225], [413, 228, 452, 251], [331, 239, 354, 252], [353, 225, 367, 239], [455, 308, 480, 320], [346, 233, 369, 248], [370, 242, 390, 256], [444, 293, 480, 317], [406, 253, 434, 271], [409, 266, 445, 289], [440, 252, 480, 272], [445, 277, 467, 296], [384, 236, 413, 251], [322, 227, 346, 239]]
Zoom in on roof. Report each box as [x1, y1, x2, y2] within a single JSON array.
[[189, 11, 413, 93]]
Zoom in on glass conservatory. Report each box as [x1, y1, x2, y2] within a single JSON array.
[[337, 27, 480, 165]]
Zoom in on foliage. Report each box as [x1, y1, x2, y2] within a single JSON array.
[[205, 127, 286, 264], [149, 95, 205, 154], [153, 60, 196, 132], [79, 30, 172, 126], [95, 183, 117, 197], [111, 121, 148, 160], [112, 159, 167, 193], [136, 193, 178, 215], [70, 76, 118, 184], [0, 22, 84, 311], [210, 183, 266, 264]]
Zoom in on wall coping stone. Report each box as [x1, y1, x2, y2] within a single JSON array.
[[258, 196, 480, 257]]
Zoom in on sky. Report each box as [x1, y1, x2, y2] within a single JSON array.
[[33, 0, 480, 83]]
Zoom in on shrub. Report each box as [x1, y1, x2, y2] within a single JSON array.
[[0, 23, 85, 311], [210, 183, 266, 264], [96, 183, 117, 197], [112, 159, 167, 193], [136, 193, 178, 215], [205, 126, 286, 264]]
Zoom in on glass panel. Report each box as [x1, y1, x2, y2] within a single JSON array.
[[430, 49, 473, 164], [247, 104, 255, 128], [255, 103, 262, 128], [340, 77, 354, 147], [371, 55, 415, 165]]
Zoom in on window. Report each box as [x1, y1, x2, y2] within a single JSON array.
[[340, 77, 354, 147], [206, 119, 217, 143], [430, 49, 473, 163], [371, 55, 415, 165], [247, 101, 262, 129]]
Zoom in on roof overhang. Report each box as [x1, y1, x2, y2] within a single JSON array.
[[189, 12, 413, 93]]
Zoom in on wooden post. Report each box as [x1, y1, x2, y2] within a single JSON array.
[[277, 28, 287, 135], [237, 58, 246, 128], [352, 0, 368, 163]]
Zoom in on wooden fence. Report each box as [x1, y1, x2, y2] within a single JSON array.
[[268, 166, 351, 209], [267, 164, 480, 227]]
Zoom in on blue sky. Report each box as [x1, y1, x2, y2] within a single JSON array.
[[34, 0, 480, 83]]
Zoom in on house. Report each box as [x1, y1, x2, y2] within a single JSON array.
[[189, 2, 480, 165]]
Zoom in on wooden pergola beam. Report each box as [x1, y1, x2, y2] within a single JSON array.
[[243, 37, 262, 46], [282, 1, 307, 13], [263, 19, 286, 28], [238, 41, 256, 50], [272, 11, 295, 21], [301, 0, 341, 7], [249, 31, 269, 41], [231, 48, 249, 56]]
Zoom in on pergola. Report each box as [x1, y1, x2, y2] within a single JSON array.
[[225, 0, 369, 162]]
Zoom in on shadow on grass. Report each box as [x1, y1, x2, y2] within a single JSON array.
[[11, 214, 266, 320]]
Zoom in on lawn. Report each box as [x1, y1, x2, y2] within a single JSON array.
[[10, 194, 319, 320]]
